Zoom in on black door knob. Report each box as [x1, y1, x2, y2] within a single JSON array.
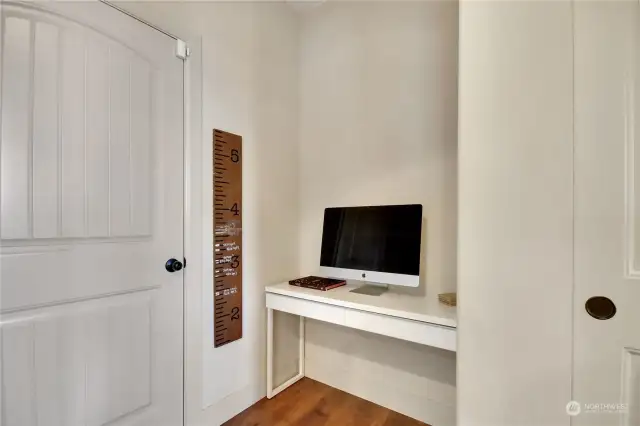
[[165, 258, 183, 272], [585, 296, 616, 320]]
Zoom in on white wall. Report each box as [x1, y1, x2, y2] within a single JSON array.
[[297, 2, 458, 425], [457, 1, 573, 425], [115, 2, 300, 425]]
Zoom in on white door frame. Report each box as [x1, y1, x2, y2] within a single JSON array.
[[182, 36, 204, 426], [92, 3, 204, 426]]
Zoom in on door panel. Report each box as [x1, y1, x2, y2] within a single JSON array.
[[3, 293, 152, 426], [1, 6, 159, 244], [621, 348, 640, 425], [0, 2, 184, 425], [574, 1, 640, 424], [1, 16, 30, 239]]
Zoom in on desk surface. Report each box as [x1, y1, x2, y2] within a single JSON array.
[[265, 281, 457, 328]]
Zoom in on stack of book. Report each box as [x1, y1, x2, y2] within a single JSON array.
[[289, 276, 346, 291]]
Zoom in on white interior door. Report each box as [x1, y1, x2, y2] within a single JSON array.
[[574, 1, 640, 424], [0, 1, 184, 425]]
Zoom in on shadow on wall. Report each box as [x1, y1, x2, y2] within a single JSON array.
[[253, 1, 301, 395]]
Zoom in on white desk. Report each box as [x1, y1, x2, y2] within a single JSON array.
[[265, 281, 457, 398]]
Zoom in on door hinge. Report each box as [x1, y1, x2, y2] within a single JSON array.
[[175, 39, 190, 60]]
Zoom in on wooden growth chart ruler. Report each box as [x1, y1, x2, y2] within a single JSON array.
[[213, 129, 242, 347]]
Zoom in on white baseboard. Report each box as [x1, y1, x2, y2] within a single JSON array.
[[200, 381, 265, 426]]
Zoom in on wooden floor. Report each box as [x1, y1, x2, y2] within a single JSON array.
[[223, 378, 428, 426]]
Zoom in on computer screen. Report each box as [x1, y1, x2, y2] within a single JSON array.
[[320, 204, 422, 276]]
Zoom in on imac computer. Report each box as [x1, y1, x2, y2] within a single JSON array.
[[319, 204, 422, 294]]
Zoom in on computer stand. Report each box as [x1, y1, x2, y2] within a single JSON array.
[[349, 283, 389, 296]]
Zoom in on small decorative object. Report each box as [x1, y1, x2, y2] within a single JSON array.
[[438, 292, 457, 307]]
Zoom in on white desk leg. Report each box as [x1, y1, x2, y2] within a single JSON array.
[[266, 311, 305, 399], [267, 307, 274, 398], [299, 316, 305, 376]]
